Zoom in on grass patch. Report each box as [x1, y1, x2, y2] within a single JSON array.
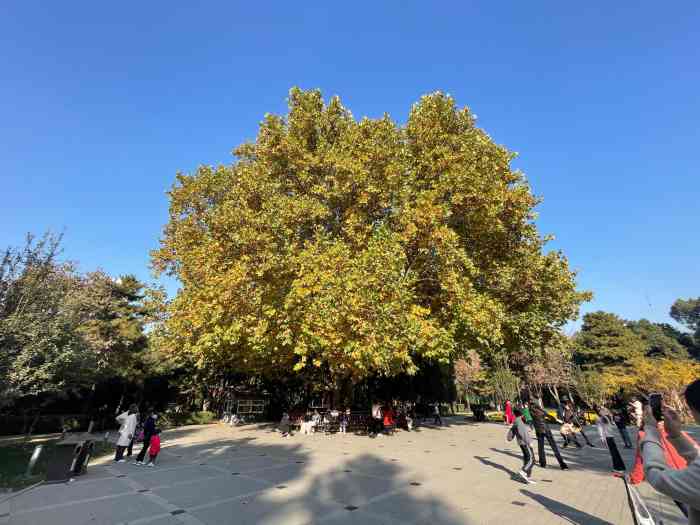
[[0, 439, 113, 491]]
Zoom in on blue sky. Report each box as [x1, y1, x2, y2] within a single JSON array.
[[2, 2, 698, 330]]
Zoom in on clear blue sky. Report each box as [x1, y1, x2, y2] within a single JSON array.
[[2, 2, 698, 329]]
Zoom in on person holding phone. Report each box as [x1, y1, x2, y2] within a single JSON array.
[[640, 379, 700, 524]]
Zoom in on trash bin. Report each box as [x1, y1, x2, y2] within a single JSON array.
[[46, 433, 94, 483], [45, 443, 77, 483], [71, 440, 94, 475]]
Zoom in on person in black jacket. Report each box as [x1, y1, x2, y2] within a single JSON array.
[[530, 401, 568, 470], [135, 408, 158, 465]]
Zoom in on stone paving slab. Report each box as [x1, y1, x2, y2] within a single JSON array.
[[2, 419, 691, 525]]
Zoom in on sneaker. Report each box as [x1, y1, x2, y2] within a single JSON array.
[[117, 459, 126, 463], [517, 470, 529, 483], [561, 465, 569, 470], [135, 461, 143, 466], [147, 462, 154, 467], [527, 478, 537, 484]]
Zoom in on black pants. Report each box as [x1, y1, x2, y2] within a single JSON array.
[[579, 427, 594, 446], [616, 425, 632, 448], [561, 431, 581, 447], [434, 414, 442, 426], [126, 437, 135, 456], [606, 437, 626, 472], [519, 444, 534, 477], [536, 429, 567, 468], [136, 434, 152, 462], [114, 445, 127, 461]]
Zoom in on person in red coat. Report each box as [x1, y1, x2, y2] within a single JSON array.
[[147, 429, 161, 467]]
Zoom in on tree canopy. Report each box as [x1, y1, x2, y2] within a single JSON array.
[[671, 297, 700, 350], [153, 89, 588, 386], [0, 233, 151, 408]]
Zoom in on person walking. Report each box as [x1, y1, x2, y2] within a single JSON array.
[[530, 402, 568, 470], [595, 405, 626, 474], [507, 408, 537, 484], [641, 379, 700, 525], [114, 404, 138, 462], [135, 408, 157, 465], [433, 402, 442, 426]]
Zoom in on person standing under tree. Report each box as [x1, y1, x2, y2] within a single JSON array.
[[114, 404, 138, 463], [507, 408, 537, 484], [135, 408, 157, 465], [433, 402, 442, 426], [530, 401, 568, 470]]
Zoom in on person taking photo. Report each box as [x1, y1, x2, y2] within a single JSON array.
[[640, 379, 700, 524]]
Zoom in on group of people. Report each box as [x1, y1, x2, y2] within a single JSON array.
[[504, 380, 700, 525], [114, 404, 161, 467], [278, 400, 446, 438]]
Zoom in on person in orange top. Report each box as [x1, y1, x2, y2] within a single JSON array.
[[383, 405, 395, 434], [630, 419, 688, 484], [146, 429, 161, 467]]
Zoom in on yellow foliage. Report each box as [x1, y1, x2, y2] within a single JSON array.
[[151, 88, 588, 382]]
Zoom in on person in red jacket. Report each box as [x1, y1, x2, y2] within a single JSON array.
[[147, 429, 161, 467]]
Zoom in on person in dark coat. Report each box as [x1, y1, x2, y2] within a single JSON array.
[[530, 401, 568, 470], [135, 408, 158, 465]]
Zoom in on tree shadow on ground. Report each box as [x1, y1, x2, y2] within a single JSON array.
[[520, 489, 614, 525], [8, 423, 473, 524]]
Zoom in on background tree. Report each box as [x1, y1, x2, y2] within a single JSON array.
[[524, 336, 573, 404], [670, 297, 700, 355], [454, 350, 484, 410], [152, 88, 589, 393], [486, 365, 520, 408], [0, 233, 151, 430], [574, 311, 646, 368], [626, 319, 690, 359]]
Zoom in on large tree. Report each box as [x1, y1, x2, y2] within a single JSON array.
[[152, 88, 588, 387]]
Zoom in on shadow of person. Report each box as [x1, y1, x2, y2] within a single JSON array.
[[489, 447, 522, 460], [520, 489, 614, 525], [473, 455, 522, 482]]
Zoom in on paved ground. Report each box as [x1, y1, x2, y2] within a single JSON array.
[[0, 418, 689, 525]]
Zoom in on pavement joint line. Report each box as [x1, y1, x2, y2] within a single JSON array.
[[114, 510, 175, 525], [181, 484, 285, 513], [10, 490, 137, 515], [108, 463, 208, 525]]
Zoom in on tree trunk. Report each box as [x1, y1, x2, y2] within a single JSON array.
[[547, 385, 560, 405]]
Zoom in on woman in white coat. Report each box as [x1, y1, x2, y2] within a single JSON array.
[[115, 404, 138, 462]]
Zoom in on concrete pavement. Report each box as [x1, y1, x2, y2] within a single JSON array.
[[0, 419, 688, 524]]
